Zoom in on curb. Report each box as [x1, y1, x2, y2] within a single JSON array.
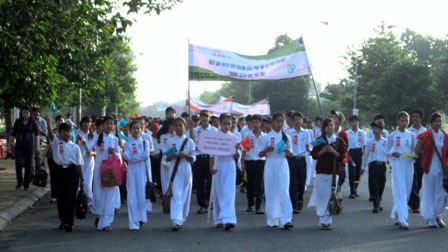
[[0, 186, 50, 230]]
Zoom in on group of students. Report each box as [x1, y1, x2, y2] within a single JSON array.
[[8, 106, 448, 232]]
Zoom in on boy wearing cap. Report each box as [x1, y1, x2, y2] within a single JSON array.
[[346, 115, 367, 198], [193, 110, 218, 214], [367, 114, 389, 141], [362, 121, 388, 213]]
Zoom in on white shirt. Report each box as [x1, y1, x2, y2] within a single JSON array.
[[386, 129, 416, 158], [123, 137, 150, 163], [362, 137, 388, 170], [260, 130, 293, 159], [194, 124, 218, 155], [313, 127, 322, 139], [167, 135, 196, 162], [243, 130, 266, 160], [347, 128, 367, 150], [286, 127, 311, 157], [240, 127, 252, 139], [141, 132, 155, 153], [51, 137, 83, 166], [408, 125, 427, 138]]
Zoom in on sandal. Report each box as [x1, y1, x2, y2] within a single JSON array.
[[103, 226, 112, 232], [283, 222, 294, 230]]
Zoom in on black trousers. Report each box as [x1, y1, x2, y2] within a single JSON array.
[[47, 157, 59, 198], [245, 160, 265, 209], [348, 149, 363, 195], [408, 155, 423, 210], [368, 162, 386, 208], [338, 164, 346, 187], [56, 164, 79, 226], [287, 157, 307, 209], [193, 155, 211, 208], [150, 154, 162, 193], [15, 144, 34, 188]]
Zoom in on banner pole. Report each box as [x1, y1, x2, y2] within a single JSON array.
[[301, 35, 324, 117], [187, 38, 191, 115]]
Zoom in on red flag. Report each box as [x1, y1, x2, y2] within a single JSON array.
[[240, 137, 250, 152], [135, 113, 139, 118]]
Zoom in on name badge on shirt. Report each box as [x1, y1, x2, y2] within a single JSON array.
[[293, 135, 298, 145], [396, 136, 401, 147], [371, 143, 376, 153], [132, 144, 137, 154], [357, 133, 362, 143], [59, 143, 64, 153], [270, 137, 275, 147]]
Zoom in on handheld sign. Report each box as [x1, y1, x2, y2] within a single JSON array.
[[197, 131, 238, 156]]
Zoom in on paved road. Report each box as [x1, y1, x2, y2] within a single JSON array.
[[1, 171, 448, 252]]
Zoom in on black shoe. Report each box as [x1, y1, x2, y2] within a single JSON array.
[[372, 208, 379, 213], [196, 208, 208, 214], [15, 185, 21, 190], [398, 223, 409, 230], [379, 206, 383, 211], [171, 225, 180, 232], [283, 222, 294, 230], [411, 208, 420, 214], [355, 193, 360, 197], [349, 194, 356, 199], [255, 209, 265, 214], [23, 187, 29, 191], [297, 201, 304, 211], [368, 197, 373, 202], [58, 223, 65, 230], [293, 209, 300, 214], [224, 223, 235, 231], [246, 206, 254, 212], [64, 225, 73, 232]]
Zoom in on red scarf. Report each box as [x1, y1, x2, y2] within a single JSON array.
[[419, 129, 448, 174]]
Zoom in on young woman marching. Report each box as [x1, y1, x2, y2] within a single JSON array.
[[82, 115, 122, 231], [387, 111, 416, 230], [165, 118, 196, 231], [157, 118, 176, 196], [415, 112, 448, 228], [210, 114, 241, 231], [123, 120, 150, 230], [259, 112, 294, 230], [76, 116, 95, 208], [308, 118, 347, 230]]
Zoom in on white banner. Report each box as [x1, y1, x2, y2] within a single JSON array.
[[189, 38, 311, 81], [231, 98, 271, 115], [189, 96, 270, 115], [189, 96, 232, 114]]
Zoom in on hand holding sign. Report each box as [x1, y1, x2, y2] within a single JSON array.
[[197, 131, 239, 156]]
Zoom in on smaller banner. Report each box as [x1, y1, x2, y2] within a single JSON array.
[[189, 96, 233, 114], [197, 131, 238, 156], [232, 98, 270, 115]]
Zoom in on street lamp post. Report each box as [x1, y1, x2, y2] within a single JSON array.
[[353, 58, 359, 116]]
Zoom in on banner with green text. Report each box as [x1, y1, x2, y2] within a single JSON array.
[[189, 38, 311, 81]]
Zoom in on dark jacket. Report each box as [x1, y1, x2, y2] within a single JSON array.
[[311, 136, 347, 175]]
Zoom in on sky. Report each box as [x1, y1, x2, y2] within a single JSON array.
[[126, 0, 448, 107]]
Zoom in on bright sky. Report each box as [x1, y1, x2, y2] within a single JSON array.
[[126, 0, 448, 107]]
